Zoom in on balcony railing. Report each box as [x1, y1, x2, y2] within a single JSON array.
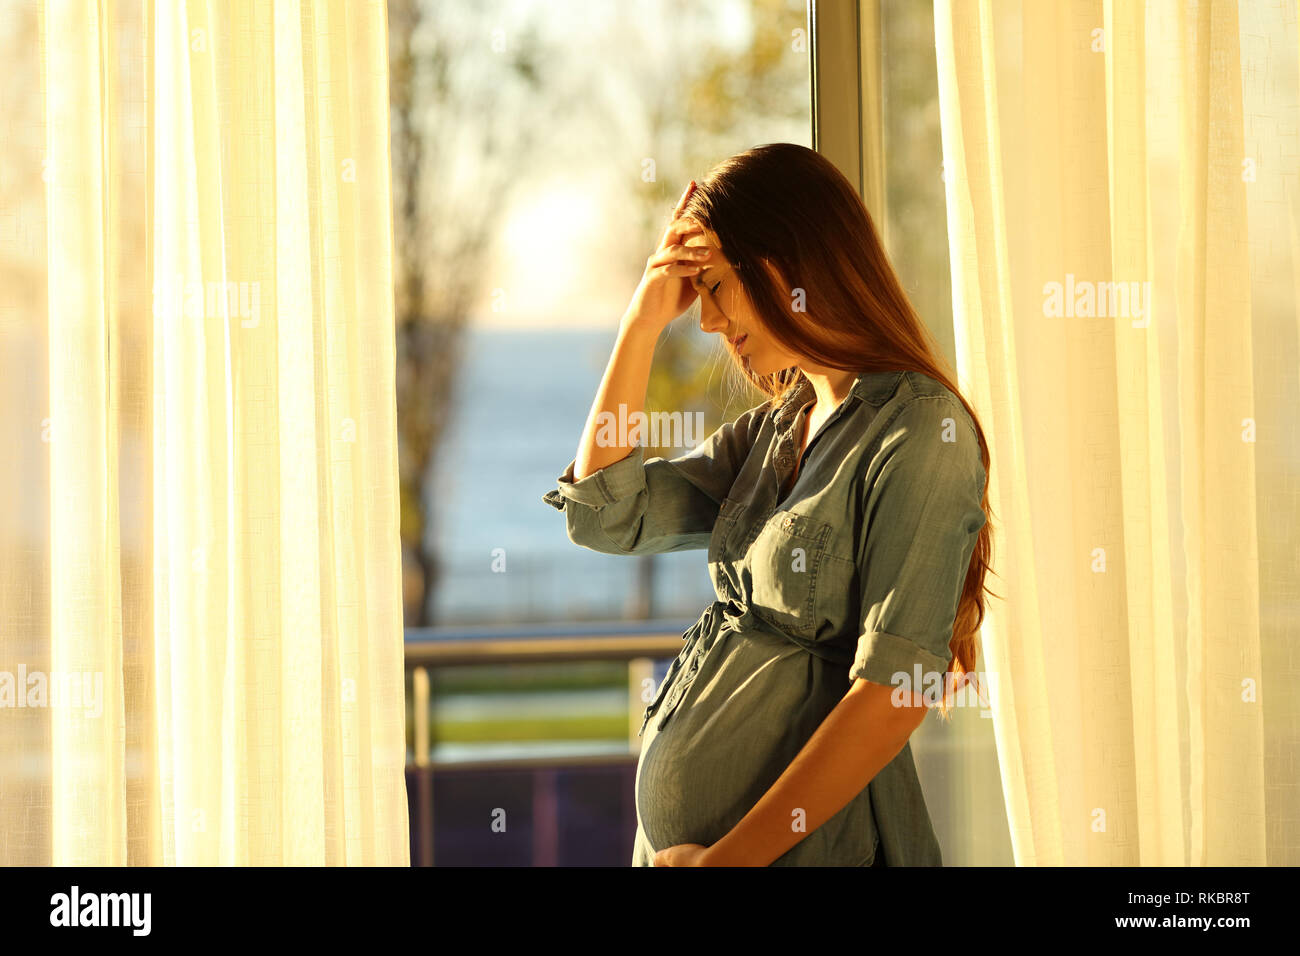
[[403, 618, 693, 866]]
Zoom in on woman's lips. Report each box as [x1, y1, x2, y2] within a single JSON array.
[[731, 333, 747, 351]]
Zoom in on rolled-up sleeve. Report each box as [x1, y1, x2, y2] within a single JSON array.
[[541, 404, 766, 556], [851, 397, 987, 689]]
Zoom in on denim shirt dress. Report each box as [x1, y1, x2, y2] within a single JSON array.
[[541, 369, 988, 866]]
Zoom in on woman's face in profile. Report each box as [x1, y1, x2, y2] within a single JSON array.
[[688, 224, 802, 377]]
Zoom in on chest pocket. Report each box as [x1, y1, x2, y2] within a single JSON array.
[[746, 509, 833, 636]]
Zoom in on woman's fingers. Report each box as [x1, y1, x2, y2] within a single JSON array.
[[648, 241, 711, 268], [658, 181, 699, 247], [659, 216, 700, 251], [661, 261, 705, 277], [674, 181, 695, 215], [670, 178, 702, 218], [679, 231, 712, 253]]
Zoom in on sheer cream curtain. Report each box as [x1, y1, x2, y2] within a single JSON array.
[[0, 0, 409, 864], [934, 0, 1300, 865]]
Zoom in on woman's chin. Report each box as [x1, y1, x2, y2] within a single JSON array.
[[732, 345, 783, 377]]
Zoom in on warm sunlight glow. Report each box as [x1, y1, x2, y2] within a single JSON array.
[[483, 182, 605, 328]]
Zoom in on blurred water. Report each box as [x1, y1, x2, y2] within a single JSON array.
[[427, 326, 720, 625]]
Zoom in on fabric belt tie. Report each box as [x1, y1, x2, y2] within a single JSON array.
[[637, 598, 854, 737]]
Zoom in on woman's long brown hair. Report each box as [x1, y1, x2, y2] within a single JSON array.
[[682, 142, 999, 720]]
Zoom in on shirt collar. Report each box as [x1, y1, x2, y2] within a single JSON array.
[[773, 370, 904, 428]]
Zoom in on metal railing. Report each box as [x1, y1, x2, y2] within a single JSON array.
[[403, 618, 694, 866]]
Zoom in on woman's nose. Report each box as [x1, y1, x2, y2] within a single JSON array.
[[699, 303, 727, 335]]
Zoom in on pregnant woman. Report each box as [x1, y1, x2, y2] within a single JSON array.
[[542, 143, 995, 866]]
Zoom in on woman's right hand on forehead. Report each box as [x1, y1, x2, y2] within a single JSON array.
[[621, 181, 715, 336]]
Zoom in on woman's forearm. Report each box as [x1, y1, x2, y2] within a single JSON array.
[[573, 182, 707, 480], [572, 314, 660, 481], [702, 678, 930, 867]]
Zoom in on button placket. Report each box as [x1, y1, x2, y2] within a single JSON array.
[[708, 497, 745, 565], [638, 652, 686, 736], [637, 602, 723, 737], [654, 651, 702, 731]]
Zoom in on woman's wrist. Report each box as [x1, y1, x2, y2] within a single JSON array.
[[618, 308, 665, 342]]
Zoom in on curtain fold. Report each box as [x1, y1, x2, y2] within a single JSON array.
[[935, 0, 1298, 865], [1, 0, 408, 865]]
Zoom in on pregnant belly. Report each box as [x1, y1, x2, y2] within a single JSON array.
[[634, 633, 845, 853]]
